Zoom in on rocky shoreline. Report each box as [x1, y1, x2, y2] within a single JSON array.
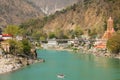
[[0, 54, 44, 74], [80, 47, 120, 59], [54, 42, 120, 59], [69, 41, 120, 59]]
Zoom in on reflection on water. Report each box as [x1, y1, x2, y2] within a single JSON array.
[[74, 51, 120, 68], [0, 50, 120, 80]]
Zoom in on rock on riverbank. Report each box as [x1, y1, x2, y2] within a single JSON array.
[[0, 54, 44, 74], [78, 46, 120, 59]]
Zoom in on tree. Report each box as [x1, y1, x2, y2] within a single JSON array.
[[4, 25, 23, 37], [32, 31, 41, 41], [48, 32, 56, 39], [88, 28, 97, 38], [8, 39, 32, 57], [22, 39, 31, 56], [107, 33, 120, 54], [66, 30, 75, 39], [9, 40, 23, 55], [74, 26, 83, 37], [55, 28, 64, 39], [40, 36, 46, 41]]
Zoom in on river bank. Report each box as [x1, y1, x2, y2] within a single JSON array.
[[52, 46, 120, 59], [80, 47, 120, 59], [0, 54, 44, 74]]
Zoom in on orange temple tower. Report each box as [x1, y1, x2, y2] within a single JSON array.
[[95, 17, 115, 48], [102, 17, 115, 40]]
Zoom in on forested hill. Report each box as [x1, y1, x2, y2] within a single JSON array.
[[20, 0, 120, 40]]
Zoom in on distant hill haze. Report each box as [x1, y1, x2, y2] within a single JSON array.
[[0, 0, 78, 27], [27, 0, 78, 15]]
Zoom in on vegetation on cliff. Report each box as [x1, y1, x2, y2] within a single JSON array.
[[8, 39, 33, 57], [3, 25, 24, 37], [1, 0, 120, 55], [2, 25, 36, 59], [19, 0, 120, 40]]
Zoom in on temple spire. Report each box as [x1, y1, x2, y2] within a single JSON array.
[[95, 17, 116, 49], [102, 17, 115, 40], [107, 17, 113, 31]]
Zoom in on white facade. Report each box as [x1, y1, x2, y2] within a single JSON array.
[[2, 36, 12, 40], [16, 36, 23, 40], [48, 40, 58, 46], [0, 35, 2, 40]]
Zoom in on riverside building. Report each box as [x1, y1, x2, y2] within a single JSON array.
[[95, 17, 115, 48]]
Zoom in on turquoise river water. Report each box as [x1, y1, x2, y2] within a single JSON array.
[[0, 50, 120, 80]]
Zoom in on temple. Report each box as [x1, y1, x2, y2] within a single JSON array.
[[95, 17, 115, 48], [102, 17, 115, 40]]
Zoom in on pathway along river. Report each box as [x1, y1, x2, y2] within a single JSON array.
[[0, 50, 120, 80]]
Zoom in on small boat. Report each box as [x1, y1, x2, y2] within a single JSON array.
[[57, 74, 65, 78]]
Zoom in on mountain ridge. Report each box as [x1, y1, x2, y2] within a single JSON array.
[[27, 0, 78, 15], [0, 0, 78, 27], [0, 0, 44, 27], [43, 0, 120, 37]]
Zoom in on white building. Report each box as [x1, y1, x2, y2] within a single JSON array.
[[48, 39, 58, 46], [47, 38, 58, 48], [0, 34, 2, 40], [2, 34, 13, 40], [16, 36, 23, 40]]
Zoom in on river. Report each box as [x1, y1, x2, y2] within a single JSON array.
[[0, 50, 120, 80]]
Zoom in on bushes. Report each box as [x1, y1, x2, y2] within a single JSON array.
[[9, 40, 23, 55], [74, 26, 83, 37], [88, 28, 97, 38], [21, 39, 31, 56], [9, 39, 31, 56], [3, 25, 23, 37], [107, 33, 120, 54], [48, 32, 56, 39]]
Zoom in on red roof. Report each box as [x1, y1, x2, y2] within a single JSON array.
[[94, 43, 106, 49], [2, 34, 13, 37]]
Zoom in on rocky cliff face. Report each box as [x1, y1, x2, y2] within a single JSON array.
[[0, 0, 78, 27], [43, 0, 120, 36], [0, 0, 44, 27]]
